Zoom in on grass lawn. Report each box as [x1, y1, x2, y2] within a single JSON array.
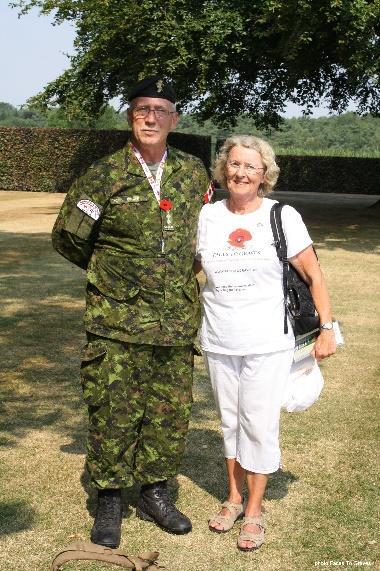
[[0, 191, 379, 571]]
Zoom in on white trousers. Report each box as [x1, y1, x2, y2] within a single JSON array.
[[205, 349, 294, 474]]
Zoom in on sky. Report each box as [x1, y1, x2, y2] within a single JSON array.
[[1, 4, 75, 107], [1, 3, 342, 118]]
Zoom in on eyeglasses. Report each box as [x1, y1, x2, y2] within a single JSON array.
[[131, 105, 176, 119], [227, 161, 265, 175]]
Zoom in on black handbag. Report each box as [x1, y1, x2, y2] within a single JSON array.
[[270, 203, 320, 338]]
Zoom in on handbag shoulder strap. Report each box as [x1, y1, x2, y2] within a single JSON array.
[[270, 202, 288, 260], [270, 202, 319, 262], [270, 202, 289, 334]]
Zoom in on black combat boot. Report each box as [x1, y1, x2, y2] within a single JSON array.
[[90, 489, 122, 548], [136, 480, 192, 535]]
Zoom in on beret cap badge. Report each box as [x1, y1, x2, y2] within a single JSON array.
[[128, 75, 176, 103]]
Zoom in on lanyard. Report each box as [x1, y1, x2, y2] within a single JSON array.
[[131, 144, 167, 203]]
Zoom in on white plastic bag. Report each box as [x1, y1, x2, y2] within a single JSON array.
[[281, 356, 324, 413]]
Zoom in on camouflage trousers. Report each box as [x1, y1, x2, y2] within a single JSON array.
[[80, 333, 194, 489]]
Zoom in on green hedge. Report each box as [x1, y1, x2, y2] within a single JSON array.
[[0, 127, 211, 193], [1, 128, 379, 194], [215, 138, 379, 195], [275, 155, 379, 195]]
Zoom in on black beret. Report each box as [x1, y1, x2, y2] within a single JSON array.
[[128, 76, 176, 104]]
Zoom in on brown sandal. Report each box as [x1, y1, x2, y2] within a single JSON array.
[[208, 500, 245, 533], [237, 515, 265, 551]]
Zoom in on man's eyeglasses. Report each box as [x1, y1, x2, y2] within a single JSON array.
[[227, 161, 265, 175], [131, 105, 176, 119]]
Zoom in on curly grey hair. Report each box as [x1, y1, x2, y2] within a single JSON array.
[[212, 135, 280, 196]]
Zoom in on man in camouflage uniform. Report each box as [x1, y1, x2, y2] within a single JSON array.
[[52, 76, 210, 548]]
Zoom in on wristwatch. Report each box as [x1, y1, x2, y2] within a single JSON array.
[[320, 321, 333, 330]]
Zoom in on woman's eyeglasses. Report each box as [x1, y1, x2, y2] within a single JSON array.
[[227, 161, 265, 175]]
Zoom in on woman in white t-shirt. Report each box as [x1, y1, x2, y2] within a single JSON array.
[[195, 135, 336, 552]]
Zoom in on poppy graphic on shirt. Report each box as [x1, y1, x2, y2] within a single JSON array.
[[228, 228, 252, 248]]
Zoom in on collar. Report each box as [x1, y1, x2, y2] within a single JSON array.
[[123, 142, 182, 181]]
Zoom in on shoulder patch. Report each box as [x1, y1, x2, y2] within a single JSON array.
[[77, 199, 101, 220], [203, 181, 215, 204]]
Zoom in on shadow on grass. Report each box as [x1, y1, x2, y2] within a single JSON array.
[[60, 431, 86, 455], [0, 232, 86, 445], [181, 428, 298, 503], [281, 201, 380, 254], [60, 440, 86, 455], [0, 500, 35, 536]]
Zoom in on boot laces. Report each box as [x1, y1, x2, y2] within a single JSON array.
[[97, 492, 121, 525], [155, 486, 179, 516]]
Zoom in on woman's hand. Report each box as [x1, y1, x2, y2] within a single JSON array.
[[312, 330, 336, 361]]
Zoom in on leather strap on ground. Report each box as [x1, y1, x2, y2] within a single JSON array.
[[51, 542, 164, 571]]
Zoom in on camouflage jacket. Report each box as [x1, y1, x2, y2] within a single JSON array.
[[52, 143, 210, 346]]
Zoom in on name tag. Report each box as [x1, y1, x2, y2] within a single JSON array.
[[112, 195, 149, 205], [125, 195, 147, 203]]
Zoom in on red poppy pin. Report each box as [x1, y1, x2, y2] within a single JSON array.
[[159, 198, 173, 211], [228, 228, 252, 248]]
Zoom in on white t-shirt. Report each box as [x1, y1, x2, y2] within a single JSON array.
[[196, 197, 313, 355]]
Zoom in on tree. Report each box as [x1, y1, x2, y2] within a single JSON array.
[[0, 101, 46, 127], [45, 105, 126, 129], [176, 112, 380, 155], [0, 102, 17, 121], [0, 100, 125, 129], [11, 0, 380, 128]]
